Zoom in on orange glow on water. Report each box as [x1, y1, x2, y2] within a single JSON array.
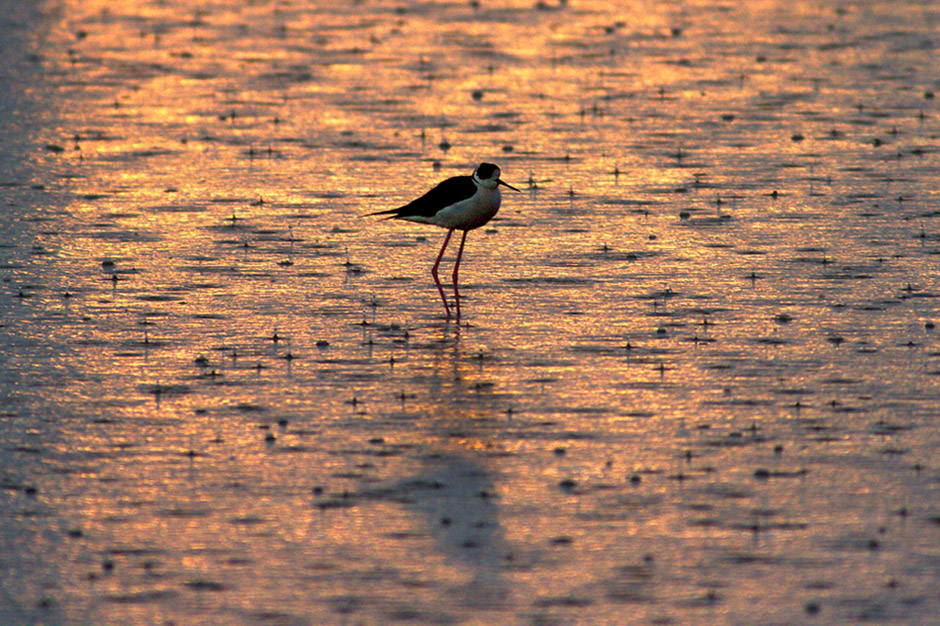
[[3, 0, 940, 624]]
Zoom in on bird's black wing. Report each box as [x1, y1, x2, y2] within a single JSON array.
[[368, 175, 476, 218]]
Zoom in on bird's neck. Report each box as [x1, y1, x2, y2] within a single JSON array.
[[473, 174, 498, 190]]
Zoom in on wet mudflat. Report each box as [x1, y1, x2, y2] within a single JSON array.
[[2, 0, 940, 624]]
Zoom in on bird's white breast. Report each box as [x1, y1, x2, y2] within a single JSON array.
[[435, 186, 501, 231]]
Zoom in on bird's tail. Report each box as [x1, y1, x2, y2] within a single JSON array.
[[363, 208, 401, 219]]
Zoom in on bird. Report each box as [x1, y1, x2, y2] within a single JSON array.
[[368, 162, 521, 320]]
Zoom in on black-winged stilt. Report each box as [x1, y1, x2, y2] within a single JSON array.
[[369, 162, 520, 320]]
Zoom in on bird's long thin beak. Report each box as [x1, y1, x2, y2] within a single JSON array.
[[499, 179, 522, 192]]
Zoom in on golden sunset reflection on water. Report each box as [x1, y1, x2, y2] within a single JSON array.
[[2, 0, 940, 624]]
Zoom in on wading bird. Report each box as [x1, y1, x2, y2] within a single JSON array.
[[369, 162, 520, 320]]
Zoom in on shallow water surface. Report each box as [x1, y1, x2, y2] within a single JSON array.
[[2, 0, 940, 624]]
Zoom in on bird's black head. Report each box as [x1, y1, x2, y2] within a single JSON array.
[[475, 162, 500, 181], [474, 162, 521, 192]]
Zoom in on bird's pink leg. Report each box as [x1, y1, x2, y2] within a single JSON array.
[[432, 229, 454, 318], [452, 230, 468, 321]]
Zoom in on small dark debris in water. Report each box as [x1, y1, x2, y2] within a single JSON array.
[[805, 601, 820, 615], [471, 89, 484, 101], [754, 467, 808, 479], [629, 474, 641, 485], [791, 133, 805, 142], [316, 340, 330, 348], [184, 580, 228, 592], [559, 478, 577, 491], [553, 447, 566, 456]]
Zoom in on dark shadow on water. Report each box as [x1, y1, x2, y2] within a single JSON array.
[[401, 447, 511, 610]]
